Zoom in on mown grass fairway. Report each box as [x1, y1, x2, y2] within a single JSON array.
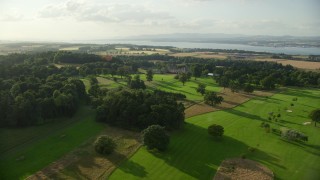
[[110, 88, 320, 180], [143, 74, 220, 101], [97, 74, 220, 101], [0, 106, 104, 180]]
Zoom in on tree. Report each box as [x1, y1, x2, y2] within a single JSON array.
[[208, 124, 224, 138], [218, 76, 229, 89], [260, 75, 276, 90], [142, 125, 169, 151], [191, 64, 202, 80], [178, 73, 188, 86], [243, 83, 254, 93], [196, 83, 206, 96], [128, 75, 146, 89], [204, 91, 223, 106], [146, 69, 153, 81], [229, 80, 241, 93], [94, 135, 116, 155], [309, 109, 320, 127]]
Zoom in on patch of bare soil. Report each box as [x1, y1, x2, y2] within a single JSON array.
[[214, 158, 274, 180], [27, 126, 141, 180], [185, 88, 273, 118]]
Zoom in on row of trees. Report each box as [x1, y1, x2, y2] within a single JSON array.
[[95, 89, 185, 130], [0, 53, 87, 127]]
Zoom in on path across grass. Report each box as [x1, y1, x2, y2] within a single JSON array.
[[110, 88, 320, 180], [0, 106, 104, 180]]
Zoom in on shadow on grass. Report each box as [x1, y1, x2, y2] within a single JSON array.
[[279, 119, 302, 126], [108, 151, 147, 178], [283, 89, 319, 102], [147, 123, 282, 180], [155, 82, 199, 98], [117, 160, 147, 178], [226, 109, 265, 121]]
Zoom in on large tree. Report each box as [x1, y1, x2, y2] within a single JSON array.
[[178, 73, 188, 86], [191, 64, 202, 80], [208, 124, 224, 138], [204, 91, 223, 106], [142, 125, 170, 151], [94, 135, 116, 155], [196, 83, 206, 96], [309, 109, 320, 127], [146, 69, 153, 81]]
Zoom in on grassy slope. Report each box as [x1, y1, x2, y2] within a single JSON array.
[[0, 106, 104, 180], [110, 88, 320, 180]]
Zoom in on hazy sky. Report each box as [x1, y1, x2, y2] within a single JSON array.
[[0, 0, 319, 41]]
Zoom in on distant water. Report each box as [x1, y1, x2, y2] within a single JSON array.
[[91, 40, 320, 55]]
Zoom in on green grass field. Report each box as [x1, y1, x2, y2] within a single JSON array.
[[110, 88, 320, 180], [97, 74, 221, 101], [0, 106, 104, 180]]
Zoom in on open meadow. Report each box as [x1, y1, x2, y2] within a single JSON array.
[[110, 88, 320, 180]]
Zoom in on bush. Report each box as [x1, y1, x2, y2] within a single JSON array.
[[240, 153, 246, 159], [248, 147, 256, 152], [208, 124, 224, 138], [142, 125, 170, 151], [94, 135, 116, 155]]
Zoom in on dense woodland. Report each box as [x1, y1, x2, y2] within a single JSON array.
[[0, 51, 319, 128]]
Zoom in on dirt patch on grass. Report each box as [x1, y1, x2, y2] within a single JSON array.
[[27, 126, 141, 180], [214, 158, 274, 180], [185, 88, 273, 118]]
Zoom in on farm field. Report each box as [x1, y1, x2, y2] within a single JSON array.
[[0, 106, 104, 180], [110, 88, 320, 180], [254, 58, 320, 70], [170, 52, 320, 70], [172, 52, 229, 59]]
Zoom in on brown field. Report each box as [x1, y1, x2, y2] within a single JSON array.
[[185, 88, 273, 118], [27, 126, 141, 180], [172, 52, 228, 59], [171, 51, 320, 70], [254, 58, 320, 70]]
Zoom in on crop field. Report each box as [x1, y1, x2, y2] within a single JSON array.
[[172, 52, 229, 59], [254, 58, 320, 70], [58, 46, 80, 51], [170, 52, 320, 70], [110, 88, 320, 180], [0, 106, 104, 180]]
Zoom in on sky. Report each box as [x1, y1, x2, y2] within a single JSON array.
[[0, 0, 319, 41]]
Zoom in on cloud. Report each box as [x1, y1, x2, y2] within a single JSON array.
[[0, 9, 25, 22], [38, 0, 173, 23]]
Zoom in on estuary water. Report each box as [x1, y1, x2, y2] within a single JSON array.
[[101, 40, 320, 55]]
